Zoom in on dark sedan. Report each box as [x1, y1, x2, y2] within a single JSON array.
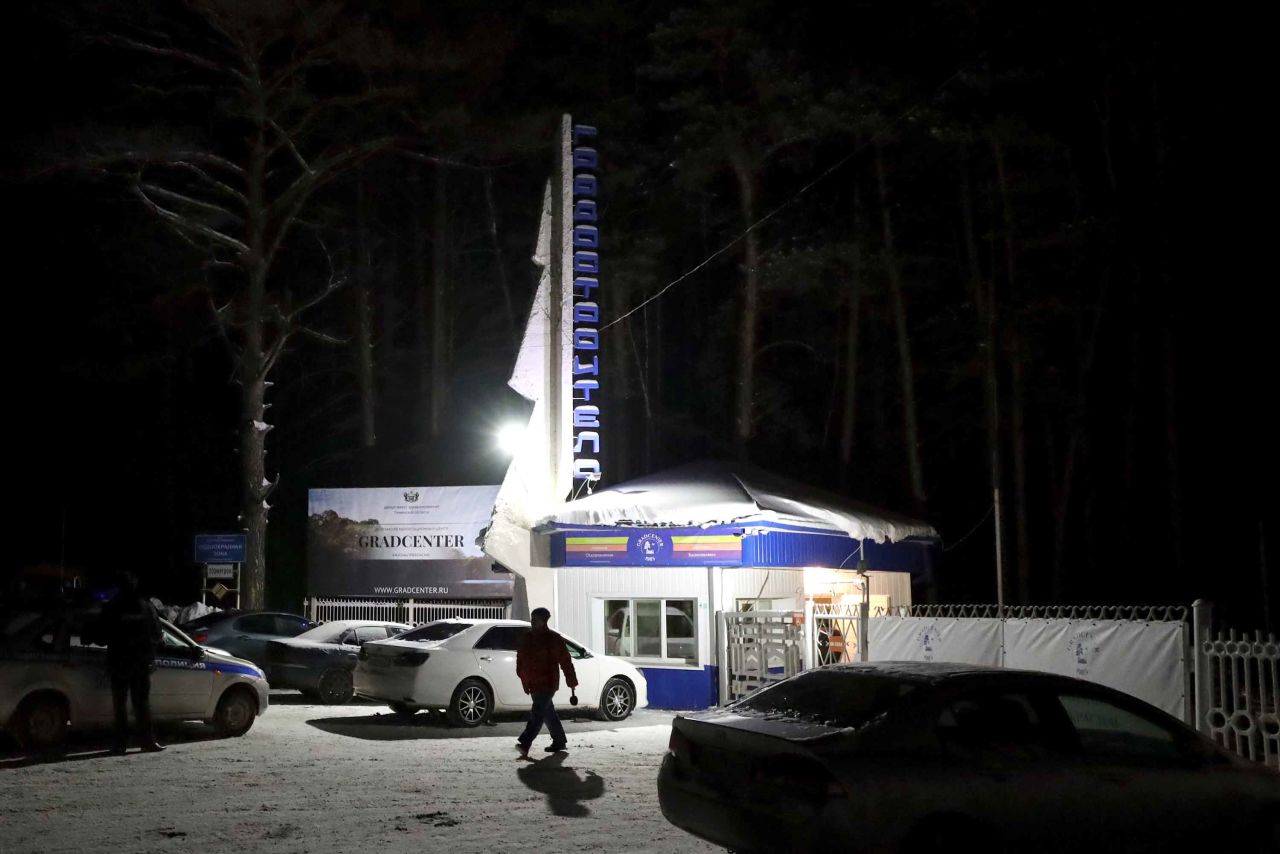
[[179, 610, 315, 667], [658, 662, 1279, 854], [264, 620, 411, 703]]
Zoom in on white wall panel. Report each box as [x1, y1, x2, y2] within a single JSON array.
[[720, 568, 804, 610]]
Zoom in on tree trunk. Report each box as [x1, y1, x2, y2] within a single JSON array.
[[1163, 325, 1182, 579], [728, 144, 760, 459], [412, 168, 431, 430], [354, 172, 377, 453], [430, 164, 449, 438], [960, 149, 1005, 604], [874, 143, 927, 515], [483, 169, 517, 340], [239, 112, 270, 610], [838, 182, 864, 487], [992, 137, 1031, 602]]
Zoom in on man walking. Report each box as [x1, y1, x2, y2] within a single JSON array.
[[515, 607, 577, 758], [99, 571, 165, 754]]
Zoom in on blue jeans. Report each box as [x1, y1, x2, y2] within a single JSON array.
[[518, 692, 566, 748]]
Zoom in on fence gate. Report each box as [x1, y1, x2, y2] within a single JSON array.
[[1193, 601, 1280, 770], [810, 603, 864, 665], [304, 597, 510, 625], [716, 611, 804, 704]]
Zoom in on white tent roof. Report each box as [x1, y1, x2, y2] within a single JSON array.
[[538, 461, 938, 544]]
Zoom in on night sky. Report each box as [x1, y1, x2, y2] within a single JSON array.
[[1, 1, 1271, 629]]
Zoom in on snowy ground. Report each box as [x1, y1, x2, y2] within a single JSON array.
[[0, 693, 719, 854]]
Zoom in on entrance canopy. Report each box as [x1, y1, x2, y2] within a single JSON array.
[[536, 461, 939, 575]]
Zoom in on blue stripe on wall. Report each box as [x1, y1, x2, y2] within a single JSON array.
[[640, 666, 717, 711]]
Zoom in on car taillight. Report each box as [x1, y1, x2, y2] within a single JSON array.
[[192, 633, 208, 644], [394, 651, 430, 667], [668, 728, 691, 757]]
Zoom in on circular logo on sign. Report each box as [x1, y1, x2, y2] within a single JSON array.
[[634, 533, 666, 563]]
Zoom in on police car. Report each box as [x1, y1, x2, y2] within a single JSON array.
[[1, 606, 269, 750]]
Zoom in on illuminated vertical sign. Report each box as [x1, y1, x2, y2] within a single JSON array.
[[570, 123, 601, 482]]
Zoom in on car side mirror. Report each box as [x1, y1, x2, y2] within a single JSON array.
[[194, 646, 207, 659]]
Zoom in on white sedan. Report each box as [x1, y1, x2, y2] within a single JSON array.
[[354, 619, 648, 727]]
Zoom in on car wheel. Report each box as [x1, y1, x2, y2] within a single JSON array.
[[15, 694, 69, 751], [213, 687, 257, 738], [599, 677, 635, 721], [316, 668, 354, 705], [446, 678, 492, 727], [388, 701, 418, 718]]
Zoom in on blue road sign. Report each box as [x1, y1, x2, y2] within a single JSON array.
[[194, 533, 247, 564]]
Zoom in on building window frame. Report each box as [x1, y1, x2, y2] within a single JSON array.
[[602, 597, 698, 666]]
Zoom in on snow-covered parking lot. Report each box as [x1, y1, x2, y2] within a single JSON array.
[[0, 692, 717, 854]]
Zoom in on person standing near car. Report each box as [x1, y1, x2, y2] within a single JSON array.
[[515, 607, 577, 758], [100, 571, 165, 754]]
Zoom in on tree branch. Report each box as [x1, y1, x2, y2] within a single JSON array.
[[267, 119, 313, 175], [134, 184, 250, 253], [97, 32, 246, 82], [170, 161, 247, 205], [138, 180, 243, 224]]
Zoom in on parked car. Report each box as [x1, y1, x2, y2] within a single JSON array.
[[658, 662, 1279, 854], [354, 619, 648, 726], [179, 610, 315, 667], [264, 620, 412, 704], [1, 606, 269, 750]]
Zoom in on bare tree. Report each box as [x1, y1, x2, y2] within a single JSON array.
[[89, 1, 405, 606]]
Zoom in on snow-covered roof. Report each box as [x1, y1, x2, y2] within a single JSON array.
[[538, 460, 938, 544]]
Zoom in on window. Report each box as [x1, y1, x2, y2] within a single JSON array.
[[181, 611, 237, 631], [734, 670, 918, 728], [474, 626, 528, 651], [1057, 693, 1184, 762], [603, 599, 697, 665], [159, 625, 196, 651], [355, 626, 388, 643], [399, 622, 472, 643], [565, 639, 591, 660], [275, 615, 314, 636], [936, 691, 1056, 757], [236, 614, 277, 634]]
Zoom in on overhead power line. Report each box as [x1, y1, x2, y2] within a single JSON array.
[[601, 62, 974, 331]]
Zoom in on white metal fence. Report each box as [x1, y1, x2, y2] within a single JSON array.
[[303, 597, 510, 625], [1193, 601, 1280, 770], [716, 611, 805, 703]]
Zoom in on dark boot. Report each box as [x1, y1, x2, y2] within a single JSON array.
[[110, 677, 130, 754], [136, 685, 163, 752]]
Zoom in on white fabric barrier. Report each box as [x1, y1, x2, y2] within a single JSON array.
[[867, 617, 1002, 666], [1004, 619, 1185, 718]]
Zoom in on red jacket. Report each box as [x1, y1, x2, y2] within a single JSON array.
[[517, 628, 578, 695]]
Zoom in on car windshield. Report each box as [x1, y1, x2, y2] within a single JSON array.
[[731, 670, 920, 729], [397, 622, 473, 642]]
